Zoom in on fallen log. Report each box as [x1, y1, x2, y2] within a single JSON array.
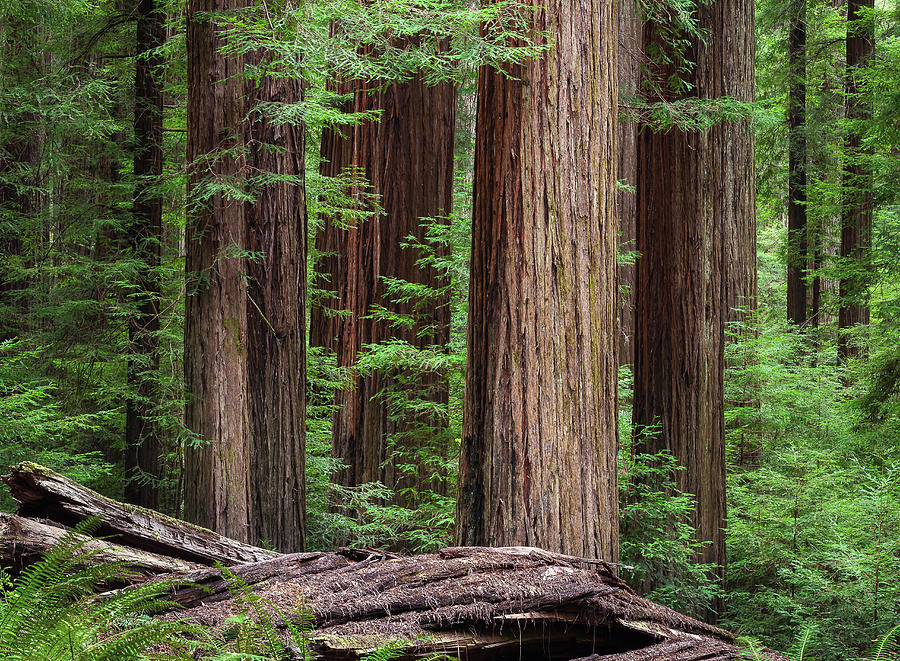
[[3, 463, 279, 566], [157, 546, 788, 661], [0, 513, 201, 577]]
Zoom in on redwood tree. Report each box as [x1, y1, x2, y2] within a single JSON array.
[[455, 0, 619, 560], [124, 0, 165, 510], [183, 0, 253, 541], [838, 0, 874, 360], [787, 0, 808, 325], [633, 0, 755, 605], [310, 76, 455, 499], [245, 67, 307, 551], [618, 0, 641, 366]]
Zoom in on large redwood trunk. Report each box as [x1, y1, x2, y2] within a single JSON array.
[[633, 0, 755, 614], [245, 67, 307, 552], [838, 0, 874, 360], [183, 0, 252, 542], [310, 75, 455, 499], [786, 0, 808, 325], [455, 1, 619, 561], [125, 0, 165, 511]]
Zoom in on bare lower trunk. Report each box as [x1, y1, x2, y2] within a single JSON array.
[[456, 0, 619, 561], [838, 0, 874, 360], [617, 0, 641, 366], [310, 73, 455, 502], [125, 0, 165, 511], [633, 0, 755, 619], [787, 0, 808, 326], [245, 67, 307, 552], [183, 0, 252, 542]]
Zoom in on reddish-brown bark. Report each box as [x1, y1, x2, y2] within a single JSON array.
[[456, 2, 619, 561], [787, 0, 808, 326], [183, 0, 253, 542], [838, 0, 874, 360], [618, 0, 641, 366], [245, 68, 307, 552], [125, 0, 165, 511], [310, 74, 455, 498], [633, 0, 755, 609]]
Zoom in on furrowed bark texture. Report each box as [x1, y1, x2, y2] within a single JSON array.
[[633, 0, 755, 602], [184, 0, 252, 542], [838, 0, 873, 360], [617, 0, 640, 365], [787, 0, 808, 325], [310, 75, 455, 497], [456, 1, 619, 560], [245, 68, 307, 552], [725, 14, 757, 326], [125, 0, 165, 511]]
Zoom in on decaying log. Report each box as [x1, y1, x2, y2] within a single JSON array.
[[0, 469, 788, 661], [0, 513, 202, 576], [3, 463, 278, 565], [150, 552, 349, 609], [158, 547, 787, 661]]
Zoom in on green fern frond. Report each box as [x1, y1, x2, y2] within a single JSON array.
[[0, 519, 189, 661], [869, 625, 900, 661]]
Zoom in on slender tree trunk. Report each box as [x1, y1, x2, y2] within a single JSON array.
[[310, 74, 455, 500], [617, 0, 640, 366], [838, 0, 874, 360], [124, 0, 164, 511], [183, 0, 252, 542], [455, 0, 619, 561], [725, 22, 757, 327], [787, 0, 808, 326], [633, 0, 754, 618], [245, 67, 307, 552]]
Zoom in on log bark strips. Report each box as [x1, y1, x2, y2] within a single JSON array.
[[3, 463, 278, 565], [0, 513, 201, 576], [156, 546, 787, 661], [456, 0, 619, 560]]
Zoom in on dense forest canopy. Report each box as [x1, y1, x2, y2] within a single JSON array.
[[0, 0, 899, 657]]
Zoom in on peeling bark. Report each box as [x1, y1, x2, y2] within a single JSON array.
[[456, 1, 619, 560]]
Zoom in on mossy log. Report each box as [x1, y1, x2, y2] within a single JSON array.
[[3, 463, 278, 565]]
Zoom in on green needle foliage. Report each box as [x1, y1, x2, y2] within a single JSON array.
[[0, 521, 189, 661]]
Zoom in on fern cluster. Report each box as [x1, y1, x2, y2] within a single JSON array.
[[0, 521, 189, 660]]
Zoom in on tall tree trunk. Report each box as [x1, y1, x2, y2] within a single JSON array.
[[183, 0, 252, 542], [838, 0, 874, 360], [124, 0, 164, 511], [633, 0, 755, 617], [725, 23, 757, 327], [787, 0, 808, 325], [618, 0, 640, 366], [455, 0, 619, 561], [245, 67, 307, 552], [310, 75, 455, 501]]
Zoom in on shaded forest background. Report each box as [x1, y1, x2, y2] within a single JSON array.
[[1, 0, 899, 658]]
